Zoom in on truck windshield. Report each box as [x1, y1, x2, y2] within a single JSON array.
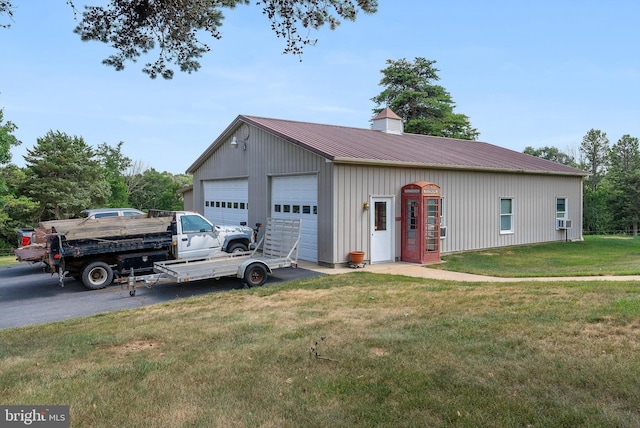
[[181, 215, 213, 233]]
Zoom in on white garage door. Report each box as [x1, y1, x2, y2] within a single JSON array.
[[272, 175, 318, 262], [203, 179, 248, 226]]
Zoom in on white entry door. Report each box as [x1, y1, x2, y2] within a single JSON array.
[[370, 197, 394, 263]]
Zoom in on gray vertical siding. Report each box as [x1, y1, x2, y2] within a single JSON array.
[[333, 164, 584, 265], [191, 120, 584, 267], [191, 123, 335, 264]]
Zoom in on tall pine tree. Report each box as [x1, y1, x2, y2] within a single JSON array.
[[24, 131, 110, 220], [371, 57, 479, 140]]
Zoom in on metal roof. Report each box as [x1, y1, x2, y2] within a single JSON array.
[[188, 115, 588, 177]]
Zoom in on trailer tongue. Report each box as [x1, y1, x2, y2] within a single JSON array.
[[125, 218, 301, 296]]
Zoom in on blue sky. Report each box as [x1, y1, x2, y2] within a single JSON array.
[[1, 1, 638, 174]]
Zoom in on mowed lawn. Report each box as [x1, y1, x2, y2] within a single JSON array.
[[0, 255, 16, 267], [432, 235, 640, 277], [1, 267, 639, 426]]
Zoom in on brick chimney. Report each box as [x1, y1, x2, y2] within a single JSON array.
[[372, 107, 403, 134]]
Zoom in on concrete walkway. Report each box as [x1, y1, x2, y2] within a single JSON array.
[[297, 260, 640, 282]]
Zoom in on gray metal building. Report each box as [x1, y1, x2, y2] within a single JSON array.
[[186, 109, 587, 267]]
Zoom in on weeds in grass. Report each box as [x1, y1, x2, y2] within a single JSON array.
[[309, 336, 338, 362], [1, 273, 639, 426]]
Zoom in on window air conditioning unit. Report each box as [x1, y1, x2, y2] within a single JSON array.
[[556, 219, 572, 230], [440, 226, 447, 238]]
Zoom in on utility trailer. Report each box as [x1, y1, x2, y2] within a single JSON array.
[[125, 218, 301, 296], [14, 210, 258, 290]]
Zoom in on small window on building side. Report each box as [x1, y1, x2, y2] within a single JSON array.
[[274, 204, 281, 212], [556, 197, 567, 219], [500, 198, 513, 233], [303, 205, 311, 214], [293, 205, 300, 214], [283, 205, 291, 213]]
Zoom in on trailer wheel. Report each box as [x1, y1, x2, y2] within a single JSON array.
[[81, 261, 114, 290], [244, 263, 268, 287]]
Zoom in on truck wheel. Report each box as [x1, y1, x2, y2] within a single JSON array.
[[227, 242, 248, 253], [244, 263, 267, 287], [81, 261, 114, 290]]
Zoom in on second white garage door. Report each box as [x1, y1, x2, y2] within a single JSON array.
[[271, 175, 318, 262], [203, 179, 248, 226]]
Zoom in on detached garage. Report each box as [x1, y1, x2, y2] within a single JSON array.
[[187, 110, 587, 267]]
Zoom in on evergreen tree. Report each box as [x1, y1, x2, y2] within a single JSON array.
[[1, 1, 378, 79], [24, 131, 111, 220], [371, 57, 479, 140], [607, 134, 640, 235], [580, 129, 610, 191]]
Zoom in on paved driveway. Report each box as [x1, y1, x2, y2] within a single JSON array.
[[0, 263, 323, 330]]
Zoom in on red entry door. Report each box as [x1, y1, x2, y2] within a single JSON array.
[[401, 197, 421, 262]]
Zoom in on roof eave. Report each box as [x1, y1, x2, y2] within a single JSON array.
[[330, 157, 589, 177], [239, 115, 333, 160], [186, 116, 245, 174]]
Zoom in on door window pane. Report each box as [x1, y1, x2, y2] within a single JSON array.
[[374, 201, 387, 231]]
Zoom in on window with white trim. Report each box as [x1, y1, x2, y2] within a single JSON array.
[[500, 198, 513, 233], [556, 197, 567, 219]]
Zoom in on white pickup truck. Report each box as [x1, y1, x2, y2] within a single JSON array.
[[14, 210, 259, 290]]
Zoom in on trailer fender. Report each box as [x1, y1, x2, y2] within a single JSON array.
[[238, 259, 272, 277], [238, 260, 272, 287]]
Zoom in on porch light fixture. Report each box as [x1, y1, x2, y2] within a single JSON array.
[[231, 136, 238, 148], [363, 201, 370, 210]]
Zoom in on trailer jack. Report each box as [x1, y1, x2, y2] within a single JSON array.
[[120, 268, 164, 297], [127, 269, 136, 296]]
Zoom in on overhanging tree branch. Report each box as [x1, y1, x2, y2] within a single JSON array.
[[0, 1, 377, 79]]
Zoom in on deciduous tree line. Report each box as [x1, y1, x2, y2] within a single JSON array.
[[0, 118, 190, 249], [525, 130, 640, 235]]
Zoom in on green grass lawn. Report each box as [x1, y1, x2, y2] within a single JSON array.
[[0, 254, 16, 267], [1, 273, 639, 427], [432, 235, 640, 277]]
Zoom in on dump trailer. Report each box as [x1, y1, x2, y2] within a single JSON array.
[[124, 217, 301, 296], [13, 210, 257, 290]]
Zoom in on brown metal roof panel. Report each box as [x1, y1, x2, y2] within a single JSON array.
[[241, 116, 587, 176]]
